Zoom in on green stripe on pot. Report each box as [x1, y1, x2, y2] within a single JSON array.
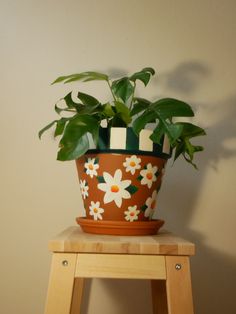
[[126, 128, 139, 151], [98, 127, 110, 150]]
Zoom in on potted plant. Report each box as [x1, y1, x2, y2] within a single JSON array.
[[39, 67, 206, 235]]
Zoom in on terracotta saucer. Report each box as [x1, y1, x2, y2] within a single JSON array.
[[76, 217, 165, 236]]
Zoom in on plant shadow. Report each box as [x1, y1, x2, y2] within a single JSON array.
[[157, 61, 236, 313]]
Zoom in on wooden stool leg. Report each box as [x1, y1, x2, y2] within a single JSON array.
[[70, 278, 85, 314], [151, 280, 168, 314], [165, 256, 194, 314], [44, 253, 77, 314]]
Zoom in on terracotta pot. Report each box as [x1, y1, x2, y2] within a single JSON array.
[[75, 127, 171, 235]]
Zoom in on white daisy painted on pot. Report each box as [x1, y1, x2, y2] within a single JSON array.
[[89, 201, 104, 220], [139, 163, 158, 189], [123, 155, 141, 175], [124, 205, 140, 222], [97, 169, 132, 208], [80, 179, 89, 199], [84, 158, 99, 178], [144, 190, 157, 219]]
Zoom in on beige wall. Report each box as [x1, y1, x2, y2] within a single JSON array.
[[1, 0, 236, 313]]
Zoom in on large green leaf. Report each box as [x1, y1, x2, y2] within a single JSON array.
[[52, 71, 109, 84], [150, 98, 194, 119], [111, 78, 134, 103], [57, 115, 99, 160], [133, 98, 194, 135]]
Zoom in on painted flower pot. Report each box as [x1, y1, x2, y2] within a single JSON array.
[[75, 127, 171, 235]]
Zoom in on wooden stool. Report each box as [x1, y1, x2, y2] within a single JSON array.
[[44, 227, 195, 314]]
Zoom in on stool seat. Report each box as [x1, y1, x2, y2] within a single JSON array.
[[45, 226, 195, 314]]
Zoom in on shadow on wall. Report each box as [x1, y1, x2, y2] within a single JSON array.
[[158, 61, 236, 314]]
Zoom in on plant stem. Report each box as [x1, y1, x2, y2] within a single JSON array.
[[107, 80, 116, 101], [129, 81, 136, 111]]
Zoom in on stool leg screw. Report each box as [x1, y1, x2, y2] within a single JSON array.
[[175, 263, 182, 270], [62, 260, 69, 266]]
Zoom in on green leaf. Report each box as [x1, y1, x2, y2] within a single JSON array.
[[150, 98, 194, 119], [64, 92, 78, 108], [150, 121, 183, 145], [174, 136, 204, 168], [142, 67, 155, 75], [165, 123, 184, 144], [57, 134, 89, 161], [150, 121, 165, 144], [130, 98, 151, 116], [133, 98, 196, 145], [57, 115, 99, 161], [62, 92, 84, 112], [54, 103, 76, 115], [111, 77, 134, 102], [173, 123, 206, 163], [109, 115, 127, 127], [51, 75, 73, 84], [102, 103, 115, 118], [63, 92, 102, 115], [174, 141, 185, 161], [126, 185, 138, 195], [176, 122, 206, 138], [130, 72, 151, 86], [114, 101, 132, 125], [38, 120, 57, 139], [77, 92, 100, 107], [54, 118, 69, 137], [130, 67, 155, 86], [52, 71, 109, 85], [132, 110, 156, 134]]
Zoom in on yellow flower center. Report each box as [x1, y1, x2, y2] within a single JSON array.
[[93, 208, 98, 213], [129, 161, 136, 167], [146, 172, 153, 180], [89, 164, 94, 170], [111, 185, 119, 193]]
